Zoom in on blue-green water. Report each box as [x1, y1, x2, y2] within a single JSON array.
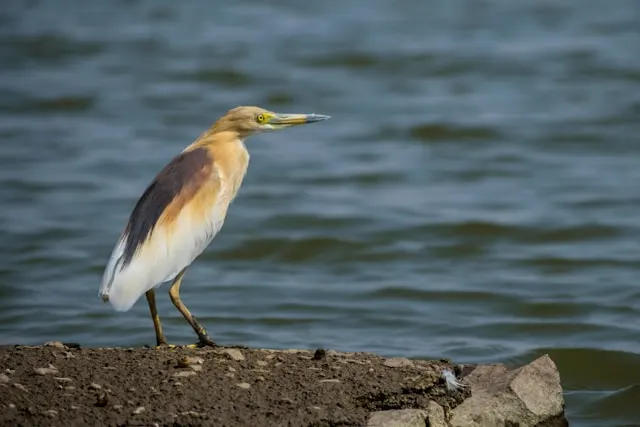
[[1, 1, 639, 426]]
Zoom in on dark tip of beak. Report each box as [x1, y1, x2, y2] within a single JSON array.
[[306, 114, 331, 123]]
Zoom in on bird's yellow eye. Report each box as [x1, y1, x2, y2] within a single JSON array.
[[256, 114, 266, 124]]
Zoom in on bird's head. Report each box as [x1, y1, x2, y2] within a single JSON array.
[[212, 106, 330, 138]]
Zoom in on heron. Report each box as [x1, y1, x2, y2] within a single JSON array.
[[99, 106, 330, 348]]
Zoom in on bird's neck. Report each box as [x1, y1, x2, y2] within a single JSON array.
[[187, 130, 250, 195]]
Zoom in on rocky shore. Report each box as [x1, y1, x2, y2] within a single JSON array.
[[0, 343, 567, 427]]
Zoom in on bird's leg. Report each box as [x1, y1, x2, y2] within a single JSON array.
[[168, 269, 218, 347], [145, 289, 172, 348]]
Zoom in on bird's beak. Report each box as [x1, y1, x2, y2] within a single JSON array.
[[269, 113, 331, 127]]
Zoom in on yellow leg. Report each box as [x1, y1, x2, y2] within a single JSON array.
[[145, 289, 168, 347], [169, 269, 217, 347]]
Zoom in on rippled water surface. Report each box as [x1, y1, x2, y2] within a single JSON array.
[[1, 1, 639, 425]]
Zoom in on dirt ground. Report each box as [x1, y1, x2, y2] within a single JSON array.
[[0, 343, 471, 427]]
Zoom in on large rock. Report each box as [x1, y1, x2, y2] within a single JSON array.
[[449, 354, 566, 427], [367, 401, 447, 427], [367, 409, 427, 427]]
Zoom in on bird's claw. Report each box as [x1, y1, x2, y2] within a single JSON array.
[[152, 342, 200, 350], [153, 342, 178, 350], [196, 337, 219, 348]]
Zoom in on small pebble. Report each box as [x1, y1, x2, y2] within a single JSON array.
[[8, 404, 16, 409], [319, 379, 341, 383], [222, 349, 245, 361], [96, 393, 108, 407], [181, 411, 201, 417], [70, 405, 79, 410], [5, 369, 15, 374], [173, 382, 183, 387], [189, 364, 203, 372], [113, 405, 123, 411], [236, 382, 251, 389], [256, 376, 265, 381], [173, 371, 197, 377], [256, 360, 268, 367], [44, 341, 65, 349], [0, 374, 9, 383], [127, 387, 136, 392], [312, 348, 326, 360], [225, 373, 235, 379], [228, 367, 236, 372], [65, 386, 76, 391], [184, 356, 204, 365], [132, 406, 145, 415], [45, 410, 57, 417], [54, 377, 73, 383], [12, 383, 28, 392], [34, 367, 58, 376], [311, 406, 323, 411], [90, 383, 102, 390]]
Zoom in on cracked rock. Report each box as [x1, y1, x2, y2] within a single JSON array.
[[449, 354, 565, 427], [367, 409, 427, 427]]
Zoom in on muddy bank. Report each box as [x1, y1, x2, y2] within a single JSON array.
[[0, 343, 566, 427], [0, 343, 469, 426]]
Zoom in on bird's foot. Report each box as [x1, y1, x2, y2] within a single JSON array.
[[153, 342, 200, 349], [195, 336, 219, 348], [153, 342, 178, 349]]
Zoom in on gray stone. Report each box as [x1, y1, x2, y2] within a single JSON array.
[[236, 382, 251, 389], [449, 354, 565, 427], [0, 374, 9, 383], [367, 409, 427, 427]]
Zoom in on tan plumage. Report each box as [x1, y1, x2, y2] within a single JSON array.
[[99, 106, 330, 347]]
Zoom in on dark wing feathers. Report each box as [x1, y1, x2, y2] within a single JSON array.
[[120, 147, 212, 267]]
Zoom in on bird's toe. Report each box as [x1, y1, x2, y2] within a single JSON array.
[[196, 337, 219, 348]]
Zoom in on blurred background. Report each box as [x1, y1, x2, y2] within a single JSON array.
[[0, 0, 639, 425]]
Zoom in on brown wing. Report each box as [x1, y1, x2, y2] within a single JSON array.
[[120, 147, 214, 268]]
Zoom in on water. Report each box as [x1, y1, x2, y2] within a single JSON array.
[[1, 1, 639, 425]]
